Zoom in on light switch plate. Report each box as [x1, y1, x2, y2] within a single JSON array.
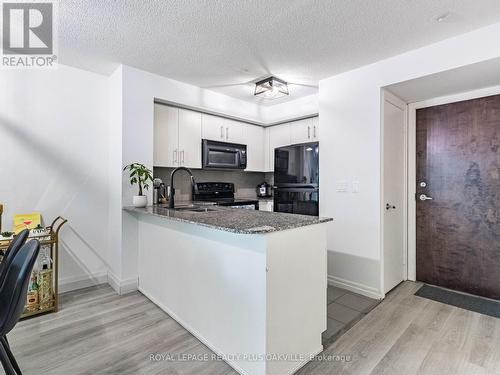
[[352, 180, 360, 193]]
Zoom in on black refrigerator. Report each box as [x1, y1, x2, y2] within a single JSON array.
[[273, 142, 319, 216]]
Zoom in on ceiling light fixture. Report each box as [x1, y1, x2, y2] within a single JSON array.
[[254, 76, 289, 99]]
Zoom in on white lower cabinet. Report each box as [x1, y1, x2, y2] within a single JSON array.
[[154, 104, 202, 169], [259, 200, 274, 212]]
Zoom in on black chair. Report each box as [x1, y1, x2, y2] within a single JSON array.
[[0, 240, 40, 375], [0, 230, 30, 289]]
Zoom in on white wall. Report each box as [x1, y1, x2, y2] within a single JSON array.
[[320, 22, 500, 298], [0, 65, 109, 291]]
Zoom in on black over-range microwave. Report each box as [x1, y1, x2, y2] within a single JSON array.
[[202, 139, 247, 169]]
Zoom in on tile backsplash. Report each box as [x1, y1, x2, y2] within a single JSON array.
[[154, 167, 273, 201]]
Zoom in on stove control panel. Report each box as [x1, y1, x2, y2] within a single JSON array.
[[195, 182, 235, 193]]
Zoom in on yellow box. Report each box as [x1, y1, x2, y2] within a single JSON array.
[[13, 213, 42, 234]]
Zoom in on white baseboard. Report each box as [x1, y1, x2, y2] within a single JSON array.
[[120, 277, 138, 294], [283, 346, 324, 375], [107, 271, 138, 295], [59, 271, 108, 293], [328, 275, 384, 300]]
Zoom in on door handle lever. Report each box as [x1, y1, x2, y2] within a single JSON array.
[[419, 194, 433, 201]]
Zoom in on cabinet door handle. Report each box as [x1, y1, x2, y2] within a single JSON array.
[[220, 126, 224, 139], [181, 150, 185, 164], [173, 150, 178, 164], [226, 127, 229, 140], [313, 125, 316, 138], [308, 126, 311, 139]]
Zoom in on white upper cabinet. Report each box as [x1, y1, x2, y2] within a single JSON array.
[[201, 113, 225, 141], [269, 123, 291, 150], [290, 118, 312, 144], [178, 108, 202, 169], [311, 116, 319, 140], [264, 127, 271, 172], [267, 124, 291, 171], [243, 124, 265, 172], [224, 119, 244, 144], [201, 115, 244, 144], [290, 117, 319, 144], [154, 104, 179, 167], [154, 104, 202, 169], [156, 104, 316, 173]]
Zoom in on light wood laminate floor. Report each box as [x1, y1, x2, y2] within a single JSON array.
[[7, 281, 500, 375], [297, 281, 500, 375]]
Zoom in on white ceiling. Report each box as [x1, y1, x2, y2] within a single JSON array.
[[59, 0, 500, 105]]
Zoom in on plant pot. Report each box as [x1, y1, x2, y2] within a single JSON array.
[[132, 195, 148, 208]]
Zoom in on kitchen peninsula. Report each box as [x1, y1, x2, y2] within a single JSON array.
[[124, 205, 332, 375]]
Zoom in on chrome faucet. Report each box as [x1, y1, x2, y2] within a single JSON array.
[[168, 167, 197, 209]]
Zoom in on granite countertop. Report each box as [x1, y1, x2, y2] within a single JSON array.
[[123, 205, 332, 234]]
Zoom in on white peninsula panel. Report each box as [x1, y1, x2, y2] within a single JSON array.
[[129, 207, 330, 375]]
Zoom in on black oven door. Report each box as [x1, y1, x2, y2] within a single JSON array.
[[202, 140, 247, 169]]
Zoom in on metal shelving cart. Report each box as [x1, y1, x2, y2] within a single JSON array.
[[0, 216, 67, 319]]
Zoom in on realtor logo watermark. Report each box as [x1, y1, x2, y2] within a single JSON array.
[[1, 0, 58, 68]]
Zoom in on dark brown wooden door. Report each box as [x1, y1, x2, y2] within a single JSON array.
[[416, 94, 500, 300]]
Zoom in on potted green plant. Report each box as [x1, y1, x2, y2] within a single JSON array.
[[123, 163, 153, 207]]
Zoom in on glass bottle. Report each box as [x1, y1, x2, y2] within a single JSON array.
[[26, 272, 39, 312], [38, 248, 53, 309]]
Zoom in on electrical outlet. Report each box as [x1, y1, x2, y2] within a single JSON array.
[[336, 180, 348, 192]]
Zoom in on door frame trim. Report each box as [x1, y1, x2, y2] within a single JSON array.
[[381, 89, 408, 294], [407, 85, 500, 281]]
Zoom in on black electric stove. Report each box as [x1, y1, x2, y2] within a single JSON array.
[[192, 182, 259, 210]]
